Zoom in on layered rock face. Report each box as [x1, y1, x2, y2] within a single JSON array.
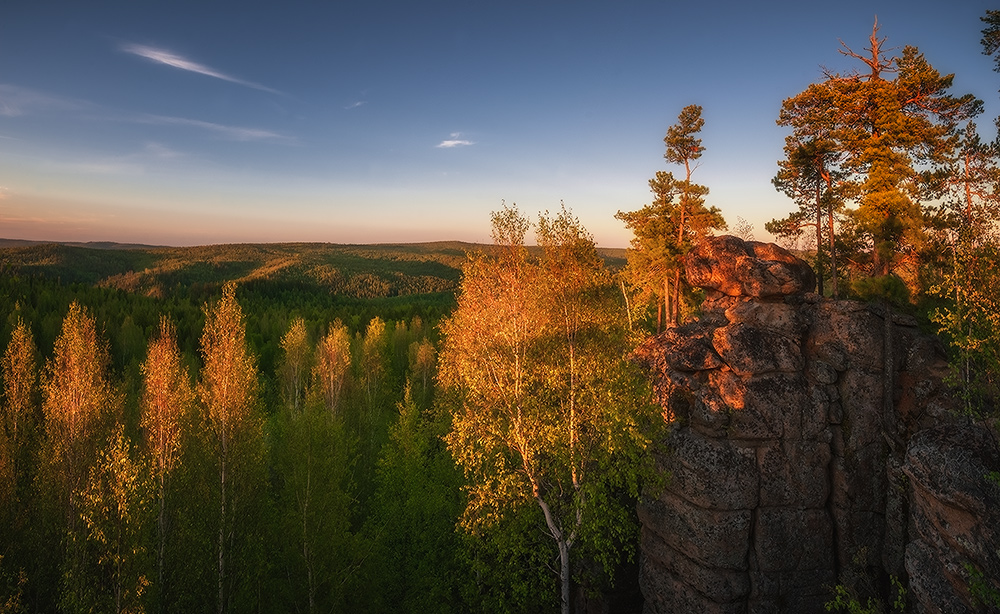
[[635, 236, 1000, 613]]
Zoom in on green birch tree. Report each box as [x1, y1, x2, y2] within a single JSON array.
[[441, 205, 657, 614]]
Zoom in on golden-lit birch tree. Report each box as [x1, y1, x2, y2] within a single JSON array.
[[312, 321, 352, 415], [42, 302, 117, 525], [197, 282, 260, 614], [140, 316, 194, 604], [441, 205, 655, 614], [1, 318, 38, 507], [279, 318, 312, 413], [78, 426, 150, 614], [40, 302, 121, 612]]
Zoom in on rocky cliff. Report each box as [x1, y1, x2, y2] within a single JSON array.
[[634, 236, 1000, 613]]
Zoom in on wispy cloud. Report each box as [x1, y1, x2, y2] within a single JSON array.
[[142, 141, 184, 159], [436, 132, 475, 148], [121, 43, 280, 94], [138, 115, 291, 142], [345, 101, 366, 110], [0, 84, 85, 117]]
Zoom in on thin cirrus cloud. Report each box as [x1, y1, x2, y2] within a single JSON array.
[[121, 43, 281, 94], [436, 133, 475, 148], [0, 84, 86, 117], [137, 114, 291, 142]]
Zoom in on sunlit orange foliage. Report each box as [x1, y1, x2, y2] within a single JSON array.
[[1, 318, 38, 503], [142, 317, 194, 482], [2, 318, 38, 453], [42, 301, 116, 516], [196, 281, 259, 614], [279, 317, 312, 413], [312, 321, 351, 415], [198, 282, 257, 444]]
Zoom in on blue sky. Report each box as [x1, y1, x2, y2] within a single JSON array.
[[1, 0, 997, 247]]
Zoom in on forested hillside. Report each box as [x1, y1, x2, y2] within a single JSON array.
[[0, 238, 637, 614]]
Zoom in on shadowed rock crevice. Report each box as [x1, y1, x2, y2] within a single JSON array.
[[635, 236, 1000, 613]]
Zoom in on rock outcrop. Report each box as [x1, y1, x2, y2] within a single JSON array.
[[635, 236, 1000, 613]]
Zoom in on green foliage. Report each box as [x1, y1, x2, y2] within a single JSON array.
[[441, 205, 660, 613], [617, 106, 726, 329], [851, 275, 911, 307], [965, 561, 1000, 608], [777, 21, 982, 293], [825, 575, 907, 614]]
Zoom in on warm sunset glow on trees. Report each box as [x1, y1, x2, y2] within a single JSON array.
[[141, 316, 195, 602], [77, 426, 150, 614], [312, 321, 352, 415], [280, 317, 312, 413], [42, 302, 117, 521], [441, 205, 656, 614], [197, 282, 262, 614], [768, 139, 844, 297], [777, 21, 982, 286], [617, 105, 725, 329], [1, 318, 38, 506], [39, 301, 122, 611]]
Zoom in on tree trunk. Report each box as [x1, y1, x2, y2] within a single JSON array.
[[815, 182, 824, 296], [671, 269, 681, 325], [828, 200, 838, 299], [882, 301, 903, 454], [158, 474, 166, 614], [218, 435, 227, 614], [559, 539, 571, 614]]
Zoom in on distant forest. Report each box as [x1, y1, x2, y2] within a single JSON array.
[[0, 239, 634, 614]]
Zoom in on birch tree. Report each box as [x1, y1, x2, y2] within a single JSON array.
[[441, 205, 656, 614], [140, 317, 194, 608], [1, 319, 38, 508], [197, 282, 260, 614], [41, 302, 121, 611], [312, 321, 352, 416], [279, 317, 312, 413]]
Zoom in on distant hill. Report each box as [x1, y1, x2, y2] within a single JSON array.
[[0, 240, 626, 300]]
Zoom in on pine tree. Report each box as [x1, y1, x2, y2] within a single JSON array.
[[777, 20, 982, 286], [617, 106, 725, 329]]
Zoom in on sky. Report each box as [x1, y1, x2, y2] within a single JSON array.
[[1, 0, 998, 247]]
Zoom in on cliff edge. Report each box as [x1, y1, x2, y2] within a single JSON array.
[[634, 236, 1000, 613]]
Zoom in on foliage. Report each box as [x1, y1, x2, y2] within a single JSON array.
[[440, 204, 659, 614], [769, 138, 845, 296], [616, 106, 725, 330], [824, 575, 906, 614], [777, 21, 982, 294], [196, 281, 267, 614], [75, 426, 151, 614]]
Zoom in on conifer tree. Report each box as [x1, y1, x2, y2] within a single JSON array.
[[768, 139, 844, 296], [777, 20, 982, 285], [617, 107, 725, 329]]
